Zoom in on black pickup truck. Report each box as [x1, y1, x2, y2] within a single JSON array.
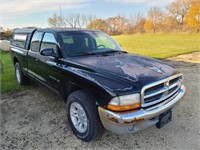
[[10, 28, 186, 141]]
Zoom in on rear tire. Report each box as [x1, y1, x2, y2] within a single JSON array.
[[66, 90, 104, 142], [15, 62, 29, 85]]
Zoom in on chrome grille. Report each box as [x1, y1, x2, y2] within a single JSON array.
[[141, 74, 182, 108]]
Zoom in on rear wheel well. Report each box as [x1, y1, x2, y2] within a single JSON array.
[[13, 57, 18, 65]]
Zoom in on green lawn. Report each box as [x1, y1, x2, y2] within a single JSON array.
[[1, 34, 200, 94], [113, 34, 200, 59], [0, 51, 36, 94], [0, 51, 24, 94]]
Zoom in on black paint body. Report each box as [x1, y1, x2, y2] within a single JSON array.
[[10, 28, 179, 107]]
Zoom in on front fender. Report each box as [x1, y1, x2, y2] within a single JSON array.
[[63, 66, 115, 107]]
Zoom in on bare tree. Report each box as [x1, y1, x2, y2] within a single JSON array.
[[87, 19, 108, 32], [48, 13, 96, 28], [77, 14, 87, 28], [128, 12, 144, 33], [166, 0, 190, 24], [129, 12, 143, 26], [48, 13, 63, 28], [144, 7, 164, 33], [77, 14, 96, 28], [86, 14, 97, 27], [106, 15, 128, 35], [64, 14, 80, 28], [135, 18, 146, 33]]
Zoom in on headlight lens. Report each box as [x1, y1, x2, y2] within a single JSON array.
[[107, 93, 141, 111]]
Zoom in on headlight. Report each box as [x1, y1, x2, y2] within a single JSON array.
[[107, 93, 141, 111]]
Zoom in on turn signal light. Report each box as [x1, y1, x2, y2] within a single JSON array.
[[107, 103, 141, 112]]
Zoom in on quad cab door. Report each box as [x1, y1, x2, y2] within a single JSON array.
[[27, 31, 43, 81], [28, 32, 65, 91]]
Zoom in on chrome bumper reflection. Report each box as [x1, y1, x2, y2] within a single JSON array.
[[98, 84, 186, 135]]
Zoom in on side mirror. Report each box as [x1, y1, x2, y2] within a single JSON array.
[[40, 48, 58, 57]]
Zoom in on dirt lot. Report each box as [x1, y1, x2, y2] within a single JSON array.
[[1, 52, 200, 150]]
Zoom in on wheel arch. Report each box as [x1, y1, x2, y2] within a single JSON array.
[[63, 79, 113, 107], [13, 57, 19, 65]]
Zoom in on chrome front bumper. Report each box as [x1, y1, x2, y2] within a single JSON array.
[[98, 84, 186, 135]]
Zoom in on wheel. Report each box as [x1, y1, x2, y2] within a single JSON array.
[[15, 62, 28, 85], [97, 44, 106, 48], [66, 90, 104, 142]]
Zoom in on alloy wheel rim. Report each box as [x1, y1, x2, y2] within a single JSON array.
[[70, 102, 88, 133], [16, 67, 21, 83]]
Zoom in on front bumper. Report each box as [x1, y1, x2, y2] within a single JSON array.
[[98, 84, 186, 135]]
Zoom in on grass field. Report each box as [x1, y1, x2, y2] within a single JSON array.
[[1, 34, 200, 94], [113, 34, 200, 59], [0, 51, 25, 94]]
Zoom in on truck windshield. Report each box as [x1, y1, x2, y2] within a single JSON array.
[[60, 31, 123, 56]]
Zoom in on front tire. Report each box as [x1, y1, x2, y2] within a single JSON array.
[[66, 90, 104, 142], [15, 62, 28, 85]]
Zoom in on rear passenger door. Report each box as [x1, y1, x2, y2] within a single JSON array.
[[27, 31, 43, 80]]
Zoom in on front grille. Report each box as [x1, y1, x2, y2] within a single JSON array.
[[141, 74, 182, 108]]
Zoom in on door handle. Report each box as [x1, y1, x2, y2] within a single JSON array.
[[35, 58, 39, 62]]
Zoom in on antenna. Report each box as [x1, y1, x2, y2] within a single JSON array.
[[59, 5, 63, 27], [59, 5, 62, 17]]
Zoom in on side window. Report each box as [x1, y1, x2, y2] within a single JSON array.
[[40, 33, 57, 52], [12, 34, 27, 48], [30, 32, 42, 52]]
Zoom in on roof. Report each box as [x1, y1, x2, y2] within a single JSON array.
[[13, 28, 99, 34], [40, 28, 98, 33], [14, 28, 37, 34]]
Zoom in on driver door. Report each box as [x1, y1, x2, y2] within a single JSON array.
[[35, 32, 64, 90]]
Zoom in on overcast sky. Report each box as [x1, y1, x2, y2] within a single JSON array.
[[1, 0, 174, 29]]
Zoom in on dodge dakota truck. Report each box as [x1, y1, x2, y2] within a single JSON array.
[[10, 28, 186, 142]]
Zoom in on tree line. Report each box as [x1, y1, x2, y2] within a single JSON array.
[[48, 0, 200, 34]]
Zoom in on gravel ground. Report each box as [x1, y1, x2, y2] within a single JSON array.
[[1, 52, 200, 150]]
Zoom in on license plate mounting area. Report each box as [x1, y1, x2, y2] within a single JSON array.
[[156, 110, 172, 129]]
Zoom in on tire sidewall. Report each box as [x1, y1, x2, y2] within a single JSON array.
[[15, 63, 22, 84], [67, 96, 92, 140]]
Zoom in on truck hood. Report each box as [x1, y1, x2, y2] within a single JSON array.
[[65, 52, 179, 94]]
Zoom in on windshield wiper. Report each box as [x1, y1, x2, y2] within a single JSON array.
[[98, 50, 125, 54], [70, 50, 126, 56], [71, 51, 97, 56]]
